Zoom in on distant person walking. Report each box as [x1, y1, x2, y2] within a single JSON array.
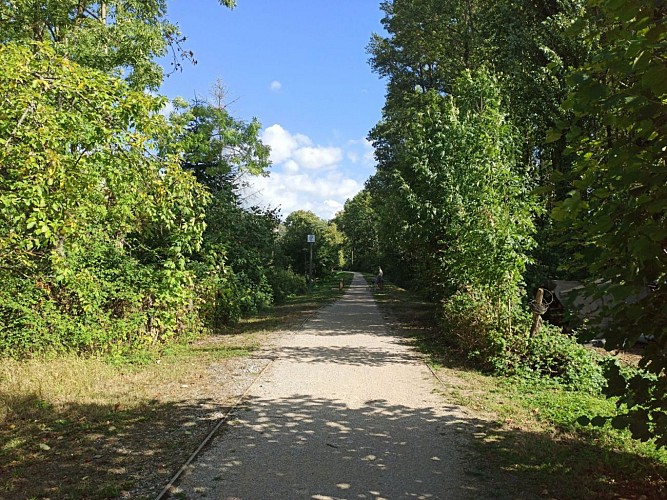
[[375, 266, 384, 290]]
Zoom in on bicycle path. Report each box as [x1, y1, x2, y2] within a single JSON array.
[[174, 272, 481, 499]]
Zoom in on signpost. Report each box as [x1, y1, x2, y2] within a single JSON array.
[[307, 234, 315, 293]]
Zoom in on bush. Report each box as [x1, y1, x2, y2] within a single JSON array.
[[193, 261, 241, 328], [439, 289, 530, 373], [266, 268, 307, 303], [439, 288, 606, 393], [522, 325, 606, 393]]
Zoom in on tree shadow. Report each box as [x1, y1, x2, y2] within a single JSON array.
[[2, 391, 664, 499], [275, 345, 419, 367], [174, 394, 504, 499], [0, 391, 234, 499], [173, 393, 666, 499]]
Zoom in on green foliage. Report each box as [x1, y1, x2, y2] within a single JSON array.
[[168, 84, 271, 179], [0, 0, 173, 89], [588, 359, 666, 447], [552, 0, 667, 446], [366, 0, 665, 450], [369, 69, 536, 301], [266, 267, 307, 303], [0, 3, 293, 358], [334, 190, 380, 272], [164, 88, 279, 326], [439, 289, 528, 372], [522, 327, 606, 393], [440, 289, 605, 393], [193, 260, 241, 328], [0, 42, 208, 355], [0, 1, 236, 90], [279, 210, 343, 278]]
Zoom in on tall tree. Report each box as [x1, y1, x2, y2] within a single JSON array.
[[165, 83, 277, 323], [369, 70, 536, 301], [553, 0, 666, 446], [280, 211, 342, 279], [368, 0, 591, 289], [334, 190, 380, 272], [0, 0, 236, 89], [0, 42, 208, 354]]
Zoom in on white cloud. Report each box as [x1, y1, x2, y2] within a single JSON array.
[[283, 159, 300, 173], [246, 125, 375, 220], [292, 146, 342, 170], [269, 80, 282, 91], [261, 124, 311, 164], [245, 168, 361, 221]]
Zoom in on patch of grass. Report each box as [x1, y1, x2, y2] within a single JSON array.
[[372, 278, 667, 499]]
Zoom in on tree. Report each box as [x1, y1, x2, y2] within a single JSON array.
[[368, 70, 536, 301], [333, 190, 380, 272], [553, 0, 666, 447], [0, 1, 236, 89], [0, 42, 208, 354], [280, 211, 342, 279], [368, 0, 592, 290], [165, 83, 278, 324]]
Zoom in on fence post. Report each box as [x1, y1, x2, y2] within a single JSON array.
[[529, 288, 545, 337]]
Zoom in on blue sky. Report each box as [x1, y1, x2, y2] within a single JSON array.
[[159, 1, 387, 220]]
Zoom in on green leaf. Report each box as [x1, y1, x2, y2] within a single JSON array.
[[545, 129, 562, 143]]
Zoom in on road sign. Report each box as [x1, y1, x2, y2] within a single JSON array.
[[307, 234, 315, 243]]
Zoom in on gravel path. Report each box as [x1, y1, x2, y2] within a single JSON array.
[[174, 273, 479, 499]]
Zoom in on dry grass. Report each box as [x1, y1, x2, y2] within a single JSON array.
[[0, 336, 260, 499]]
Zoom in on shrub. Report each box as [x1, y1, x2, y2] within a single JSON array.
[[266, 268, 307, 303], [439, 289, 530, 373], [439, 288, 606, 393], [521, 325, 606, 393]]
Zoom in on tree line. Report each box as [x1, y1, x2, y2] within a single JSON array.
[[0, 1, 344, 359], [333, 0, 665, 447]]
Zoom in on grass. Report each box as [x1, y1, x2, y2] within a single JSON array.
[[369, 276, 667, 499], [11, 270, 662, 498], [0, 270, 353, 499]]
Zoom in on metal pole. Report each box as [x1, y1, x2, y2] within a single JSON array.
[[309, 242, 313, 293]]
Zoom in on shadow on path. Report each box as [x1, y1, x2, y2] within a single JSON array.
[[177, 394, 499, 499], [274, 345, 418, 367]]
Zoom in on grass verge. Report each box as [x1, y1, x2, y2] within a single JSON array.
[[0, 271, 352, 499], [369, 277, 667, 499]]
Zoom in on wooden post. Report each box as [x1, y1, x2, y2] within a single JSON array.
[[529, 288, 545, 337], [339, 279, 344, 291]]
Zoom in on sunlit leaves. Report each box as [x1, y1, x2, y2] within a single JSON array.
[[369, 69, 536, 301], [0, 42, 208, 353]]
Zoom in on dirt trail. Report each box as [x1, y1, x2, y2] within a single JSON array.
[[174, 273, 485, 499]]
